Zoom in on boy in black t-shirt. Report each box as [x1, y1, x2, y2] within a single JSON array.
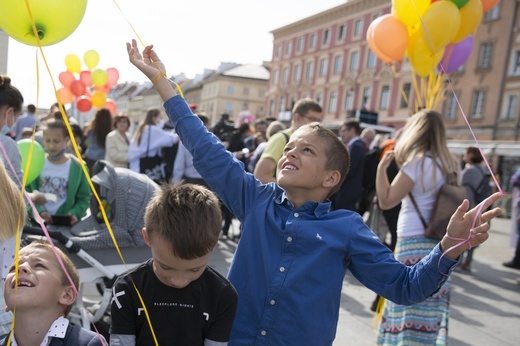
[[110, 184, 238, 345]]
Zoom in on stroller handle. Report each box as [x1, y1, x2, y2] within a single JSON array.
[[23, 226, 82, 254]]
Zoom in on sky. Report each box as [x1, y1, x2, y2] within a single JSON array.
[[6, 0, 347, 109]]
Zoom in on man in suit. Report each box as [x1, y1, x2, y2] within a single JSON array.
[[331, 120, 367, 212]]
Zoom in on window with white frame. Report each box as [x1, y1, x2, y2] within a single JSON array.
[[297, 37, 304, 52], [400, 83, 411, 108], [366, 50, 376, 69], [272, 69, 279, 85], [328, 91, 337, 113], [511, 50, 520, 76], [344, 90, 354, 111], [306, 61, 314, 80], [471, 90, 485, 118], [323, 29, 331, 45], [484, 3, 500, 21], [354, 19, 364, 37], [338, 24, 346, 41], [282, 67, 289, 84], [309, 33, 316, 49], [349, 51, 359, 71], [293, 64, 301, 82], [333, 54, 343, 74], [275, 44, 282, 58], [285, 41, 292, 56], [445, 92, 458, 120], [319, 58, 328, 77], [502, 94, 518, 120], [362, 86, 371, 108], [379, 86, 390, 110], [478, 42, 493, 68]]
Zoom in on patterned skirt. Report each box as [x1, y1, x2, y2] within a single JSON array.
[[376, 235, 451, 346]]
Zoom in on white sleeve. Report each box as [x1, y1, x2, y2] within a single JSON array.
[[172, 143, 187, 183]]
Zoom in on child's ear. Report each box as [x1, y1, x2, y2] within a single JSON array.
[[323, 170, 341, 189], [59, 285, 76, 307], [142, 228, 151, 247]]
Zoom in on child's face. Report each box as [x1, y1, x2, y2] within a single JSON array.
[[43, 128, 68, 156], [143, 230, 211, 289], [276, 129, 332, 197], [4, 247, 70, 313]]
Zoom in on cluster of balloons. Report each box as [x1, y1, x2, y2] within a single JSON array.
[[0, 0, 87, 46], [57, 50, 119, 115], [367, 0, 501, 77]]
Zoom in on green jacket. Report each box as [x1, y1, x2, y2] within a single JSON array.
[[26, 155, 90, 220]]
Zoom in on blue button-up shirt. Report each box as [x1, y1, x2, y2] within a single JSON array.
[[164, 96, 457, 346]]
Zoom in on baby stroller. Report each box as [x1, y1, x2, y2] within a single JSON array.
[[22, 160, 159, 339]]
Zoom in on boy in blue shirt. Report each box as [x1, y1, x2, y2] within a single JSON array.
[[126, 39, 502, 345]]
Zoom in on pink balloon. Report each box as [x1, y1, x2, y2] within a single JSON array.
[[59, 71, 75, 89], [79, 70, 92, 87], [69, 80, 87, 97], [105, 99, 117, 115], [76, 96, 92, 112], [438, 35, 473, 73], [106, 67, 119, 87]]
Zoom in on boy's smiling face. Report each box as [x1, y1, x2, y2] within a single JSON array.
[[276, 128, 339, 205]]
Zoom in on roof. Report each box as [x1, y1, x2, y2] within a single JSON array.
[[222, 64, 270, 80]]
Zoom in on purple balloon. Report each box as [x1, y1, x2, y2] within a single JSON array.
[[438, 35, 474, 73]]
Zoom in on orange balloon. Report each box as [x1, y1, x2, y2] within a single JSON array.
[[367, 14, 408, 63], [105, 99, 117, 116], [366, 21, 392, 64], [481, 0, 500, 12], [58, 71, 75, 89], [57, 87, 73, 104]]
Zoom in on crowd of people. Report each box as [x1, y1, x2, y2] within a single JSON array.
[[0, 38, 514, 346]]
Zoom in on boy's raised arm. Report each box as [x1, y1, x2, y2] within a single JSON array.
[[126, 39, 177, 101]]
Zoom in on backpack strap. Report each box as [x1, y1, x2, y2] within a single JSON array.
[[281, 131, 289, 144], [409, 193, 428, 229]]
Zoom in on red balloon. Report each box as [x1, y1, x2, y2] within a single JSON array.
[[106, 67, 119, 87], [59, 71, 75, 89], [105, 99, 117, 115], [76, 96, 92, 112], [69, 80, 86, 97], [79, 70, 92, 87]]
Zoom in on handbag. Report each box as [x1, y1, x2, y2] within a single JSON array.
[[139, 126, 166, 184], [409, 163, 467, 240]]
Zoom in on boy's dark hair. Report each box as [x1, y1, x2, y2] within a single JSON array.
[[292, 98, 322, 117], [300, 123, 350, 197], [27, 104, 36, 113], [144, 184, 222, 260], [343, 119, 362, 135], [22, 241, 80, 316], [44, 119, 69, 138], [465, 146, 484, 164]]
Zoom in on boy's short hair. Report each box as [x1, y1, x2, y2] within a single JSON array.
[[144, 184, 222, 260], [342, 119, 361, 135], [22, 241, 80, 316], [299, 123, 350, 197], [43, 119, 69, 138], [291, 98, 322, 117], [465, 146, 484, 164]]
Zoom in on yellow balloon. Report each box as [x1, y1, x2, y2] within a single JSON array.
[[91, 91, 107, 108], [84, 50, 100, 70], [0, 0, 87, 46], [65, 54, 81, 74], [408, 30, 444, 77], [420, 1, 461, 53], [452, 0, 483, 43], [392, 0, 430, 27], [91, 69, 108, 87]]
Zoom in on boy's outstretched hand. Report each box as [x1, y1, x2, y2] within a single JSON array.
[[126, 39, 165, 82], [441, 191, 502, 259]]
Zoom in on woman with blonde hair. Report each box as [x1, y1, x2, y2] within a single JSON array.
[[375, 109, 460, 345], [128, 108, 178, 183]]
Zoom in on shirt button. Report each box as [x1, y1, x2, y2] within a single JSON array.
[[287, 237, 292, 242], [280, 267, 285, 272], [294, 212, 299, 217], [270, 299, 276, 305], [261, 330, 267, 336]]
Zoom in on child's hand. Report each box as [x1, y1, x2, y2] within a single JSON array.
[[441, 192, 502, 259], [29, 190, 47, 205], [40, 212, 52, 224], [126, 39, 165, 82], [69, 214, 78, 226]]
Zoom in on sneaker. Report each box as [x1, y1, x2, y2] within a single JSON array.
[[503, 260, 520, 270]]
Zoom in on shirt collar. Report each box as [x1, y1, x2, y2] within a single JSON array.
[[11, 316, 69, 346], [275, 192, 331, 217]]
